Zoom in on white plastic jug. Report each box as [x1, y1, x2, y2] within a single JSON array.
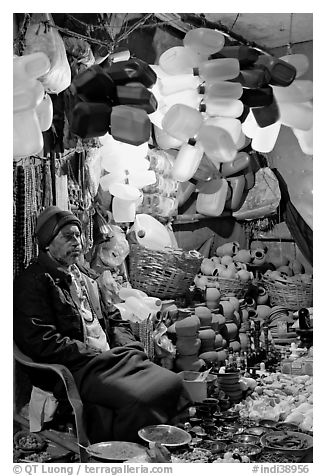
[[133, 214, 172, 250]]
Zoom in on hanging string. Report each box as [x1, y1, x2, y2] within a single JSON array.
[[287, 13, 294, 55], [230, 13, 240, 32]]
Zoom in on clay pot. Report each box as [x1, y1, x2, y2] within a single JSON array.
[[256, 305, 272, 321], [198, 351, 220, 364], [211, 312, 226, 326], [277, 265, 293, 277], [219, 300, 235, 320], [206, 300, 219, 310], [237, 269, 252, 282], [215, 241, 240, 257], [228, 339, 241, 353], [176, 336, 202, 356], [257, 286, 269, 305], [225, 321, 238, 340], [175, 355, 206, 372], [214, 333, 223, 348], [211, 315, 220, 333], [226, 296, 240, 312], [195, 306, 212, 327], [199, 328, 216, 352], [251, 248, 267, 266], [239, 332, 249, 350], [221, 255, 234, 266], [175, 315, 201, 337], [233, 249, 252, 264], [205, 287, 221, 302]]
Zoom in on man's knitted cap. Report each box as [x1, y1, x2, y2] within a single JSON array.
[[35, 206, 82, 250]]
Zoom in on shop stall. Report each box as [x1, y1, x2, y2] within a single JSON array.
[[13, 12, 313, 465]]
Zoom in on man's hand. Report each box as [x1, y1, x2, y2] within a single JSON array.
[[146, 442, 171, 462]]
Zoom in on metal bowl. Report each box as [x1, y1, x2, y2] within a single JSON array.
[[246, 426, 275, 437], [138, 425, 192, 447], [232, 433, 261, 445], [260, 430, 313, 456], [228, 443, 262, 458]]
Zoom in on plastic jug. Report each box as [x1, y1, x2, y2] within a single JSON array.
[[211, 45, 259, 67], [35, 93, 53, 131], [143, 297, 162, 312], [198, 80, 243, 100], [251, 121, 281, 153], [204, 117, 242, 145], [226, 175, 246, 210], [221, 152, 251, 177], [124, 296, 152, 320], [252, 98, 280, 128], [161, 104, 203, 142], [112, 197, 137, 223], [255, 55, 297, 87], [128, 170, 157, 189], [199, 98, 244, 118], [116, 82, 158, 113], [110, 105, 151, 146], [240, 86, 274, 107], [153, 125, 183, 150], [71, 64, 116, 102], [159, 46, 201, 75], [196, 177, 228, 216], [193, 58, 240, 81], [133, 214, 172, 250], [171, 141, 204, 182], [160, 89, 202, 112], [13, 52, 51, 159], [183, 28, 225, 55], [279, 101, 313, 131], [100, 133, 149, 172], [71, 102, 112, 138], [158, 74, 201, 96], [292, 127, 313, 155], [280, 53, 309, 78], [272, 80, 313, 103], [197, 125, 237, 164], [242, 110, 260, 139], [230, 68, 270, 88], [104, 57, 157, 88], [119, 288, 148, 301], [108, 183, 141, 201]]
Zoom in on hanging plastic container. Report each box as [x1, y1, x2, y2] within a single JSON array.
[[158, 74, 201, 96], [159, 46, 201, 75], [183, 28, 225, 55], [199, 98, 244, 118], [110, 105, 151, 145], [119, 288, 148, 301], [226, 175, 246, 210], [240, 86, 274, 107], [272, 79, 313, 103], [279, 101, 313, 130], [128, 170, 157, 189], [251, 121, 281, 153], [292, 127, 313, 155], [35, 93, 53, 131], [13, 79, 44, 113], [13, 108, 44, 158], [198, 80, 243, 100], [108, 182, 141, 201], [100, 171, 126, 191], [252, 98, 280, 128], [221, 152, 251, 177], [211, 45, 259, 67], [162, 104, 203, 142], [133, 213, 172, 250], [197, 125, 237, 164], [13, 52, 50, 87], [153, 125, 184, 149], [242, 110, 259, 139], [280, 53, 309, 78], [71, 102, 112, 138], [160, 89, 202, 112], [143, 297, 162, 312], [71, 64, 116, 102], [104, 57, 157, 88], [112, 197, 137, 223], [236, 131, 250, 150], [255, 55, 296, 87], [171, 140, 204, 182], [231, 68, 270, 88], [100, 133, 149, 172], [204, 117, 242, 144], [115, 82, 157, 113], [193, 58, 240, 81], [196, 177, 228, 216]]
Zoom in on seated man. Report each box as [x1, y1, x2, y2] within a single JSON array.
[[13, 206, 191, 442]]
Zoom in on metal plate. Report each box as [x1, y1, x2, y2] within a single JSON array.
[[138, 425, 192, 447], [86, 441, 148, 461]]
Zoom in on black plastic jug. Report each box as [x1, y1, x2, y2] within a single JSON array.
[[110, 105, 151, 146], [71, 65, 116, 103], [71, 102, 112, 139], [104, 58, 157, 88]]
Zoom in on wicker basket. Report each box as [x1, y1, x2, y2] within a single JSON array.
[[128, 244, 203, 299], [262, 276, 313, 310], [217, 277, 251, 298]]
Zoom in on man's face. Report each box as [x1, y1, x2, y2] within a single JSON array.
[[48, 224, 82, 267]]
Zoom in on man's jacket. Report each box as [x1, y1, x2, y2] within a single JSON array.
[[13, 251, 138, 387]]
